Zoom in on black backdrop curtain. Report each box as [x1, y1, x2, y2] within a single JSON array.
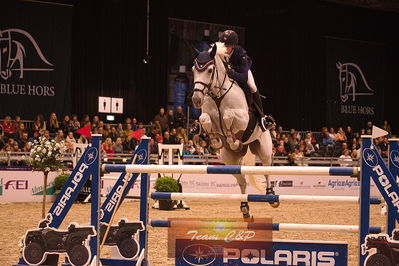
[[70, 0, 399, 133]]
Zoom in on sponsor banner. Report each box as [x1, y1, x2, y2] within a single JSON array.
[[0, 171, 57, 203], [0, 172, 381, 203], [175, 239, 347, 266], [0, 1, 72, 118], [326, 37, 385, 130], [169, 218, 272, 259]]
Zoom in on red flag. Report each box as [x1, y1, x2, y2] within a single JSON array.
[[76, 125, 92, 139], [130, 129, 143, 140]]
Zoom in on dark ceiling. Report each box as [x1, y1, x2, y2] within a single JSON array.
[[326, 0, 399, 13]]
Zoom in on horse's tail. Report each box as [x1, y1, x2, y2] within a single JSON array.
[[242, 148, 264, 193]]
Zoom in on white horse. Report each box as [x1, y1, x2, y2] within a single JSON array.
[[192, 42, 278, 218]]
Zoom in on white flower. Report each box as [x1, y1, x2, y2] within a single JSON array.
[[48, 151, 52, 156], [42, 148, 47, 154], [37, 147, 41, 151], [35, 157, 41, 161], [22, 155, 25, 160], [45, 167, 50, 172]]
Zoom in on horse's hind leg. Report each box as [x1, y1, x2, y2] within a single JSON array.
[[249, 131, 280, 208], [221, 147, 253, 219]]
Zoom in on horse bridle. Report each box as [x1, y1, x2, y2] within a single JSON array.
[[193, 58, 233, 99]]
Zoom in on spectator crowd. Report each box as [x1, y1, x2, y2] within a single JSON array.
[[0, 107, 394, 167]]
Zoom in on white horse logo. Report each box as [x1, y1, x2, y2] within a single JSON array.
[[0, 28, 54, 80], [336, 61, 374, 103]]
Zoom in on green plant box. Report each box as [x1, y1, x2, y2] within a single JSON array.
[[158, 200, 176, 210]]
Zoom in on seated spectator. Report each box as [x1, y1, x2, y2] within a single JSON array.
[[366, 121, 373, 132], [124, 123, 133, 137], [1, 115, 15, 137], [154, 108, 169, 133], [113, 137, 124, 153], [131, 118, 138, 131], [81, 114, 90, 127], [123, 135, 138, 152], [60, 115, 71, 133], [166, 109, 175, 130], [379, 137, 388, 158], [328, 127, 336, 140], [274, 144, 287, 156], [177, 128, 188, 145], [17, 132, 29, 150], [12, 123, 26, 140], [103, 124, 112, 138], [65, 131, 76, 144], [200, 140, 210, 155], [77, 134, 89, 144], [162, 131, 172, 144], [48, 112, 60, 135], [42, 130, 50, 140], [108, 126, 117, 142], [382, 120, 392, 136], [289, 146, 304, 166], [345, 126, 354, 144], [282, 134, 292, 154], [115, 123, 125, 140], [174, 105, 186, 130], [149, 138, 159, 155], [33, 113, 46, 134], [338, 149, 352, 167], [192, 145, 204, 165], [92, 115, 100, 129], [304, 139, 315, 157], [102, 137, 114, 157], [54, 129, 65, 142], [287, 128, 300, 151], [124, 117, 132, 129], [334, 127, 347, 143], [169, 128, 179, 144], [12, 115, 22, 131]]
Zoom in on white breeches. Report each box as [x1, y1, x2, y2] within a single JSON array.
[[247, 69, 257, 93]]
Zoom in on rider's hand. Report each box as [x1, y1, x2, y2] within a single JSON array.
[[227, 69, 234, 78]]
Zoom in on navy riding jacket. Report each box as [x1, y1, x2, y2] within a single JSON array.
[[227, 45, 252, 88]]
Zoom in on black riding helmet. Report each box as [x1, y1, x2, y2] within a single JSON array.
[[219, 30, 238, 46]]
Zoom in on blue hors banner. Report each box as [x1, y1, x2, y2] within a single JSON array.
[[0, 1, 72, 119], [326, 37, 385, 131], [175, 239, 348, 266]]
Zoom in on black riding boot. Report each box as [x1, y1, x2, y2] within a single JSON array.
[[252, 91, 275, 131]]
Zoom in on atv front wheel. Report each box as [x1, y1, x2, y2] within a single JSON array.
[[24, 242, 45, 264]]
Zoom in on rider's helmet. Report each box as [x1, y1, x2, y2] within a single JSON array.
[[219, 30, 238, 47]]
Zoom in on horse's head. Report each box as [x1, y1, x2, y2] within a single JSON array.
[[192, 42, 230, 109], [192, 44, 217, 109]]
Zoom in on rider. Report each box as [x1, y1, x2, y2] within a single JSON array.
[[219, 30, 275, 131]]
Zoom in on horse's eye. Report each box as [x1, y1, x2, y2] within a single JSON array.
[[208, 68, 212, 74]]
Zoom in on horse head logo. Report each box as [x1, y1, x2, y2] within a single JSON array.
[[0, 28, 54, 80], [336, 61, 374, 103]]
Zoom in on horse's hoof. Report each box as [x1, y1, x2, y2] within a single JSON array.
[[243, 214, 254, 222], [269, 202, 280, 208]]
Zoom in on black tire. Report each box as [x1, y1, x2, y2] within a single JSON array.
[[118, 238, 138, 258], [24, 242, 45, 265], [67, 245, 89, 266], [366, 253, 392, 266]]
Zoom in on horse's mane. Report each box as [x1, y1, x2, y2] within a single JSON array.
[[211, 42, 230, 63]]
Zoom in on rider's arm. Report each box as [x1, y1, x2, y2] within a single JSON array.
[[227, 54, 249, 84]]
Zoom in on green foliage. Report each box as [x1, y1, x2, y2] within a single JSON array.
[[54, 173, 70, 191], [26, 137, 66, 173], [154, 176, 180, 192]]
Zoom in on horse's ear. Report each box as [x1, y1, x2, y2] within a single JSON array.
[[194, 48, 200, 56], [336, 61, 342, 69], [209, 44, 217, 58]]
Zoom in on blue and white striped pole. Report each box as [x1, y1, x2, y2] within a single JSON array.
[[151, 192, 382, 204], [103, 164, 359, 176], [150, 220, 382, 234]]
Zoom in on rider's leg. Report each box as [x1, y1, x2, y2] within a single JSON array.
[[247, 70, 275, 131]]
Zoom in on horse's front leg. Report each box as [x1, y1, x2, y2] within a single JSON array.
[[199, 113, 223, 149], [223, 109, 248, 151]]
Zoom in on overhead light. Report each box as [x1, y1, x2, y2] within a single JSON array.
[[106, 115, 115, 121]]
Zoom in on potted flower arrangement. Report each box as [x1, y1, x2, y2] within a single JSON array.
[[154, 176, 180, 210], [26, 137, 66, 218]]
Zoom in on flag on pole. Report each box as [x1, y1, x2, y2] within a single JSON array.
[[76, 125, 92, 139], [130, 129, 143, 140]]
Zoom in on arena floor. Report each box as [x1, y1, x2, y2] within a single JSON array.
[[0, 200, 385, 266]]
